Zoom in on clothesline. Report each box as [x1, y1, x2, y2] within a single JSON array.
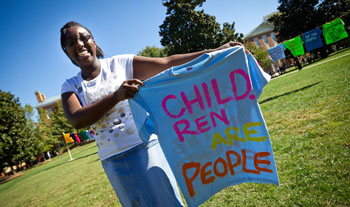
[[288, 12, 350, 39], [267, 16, 349, 61]]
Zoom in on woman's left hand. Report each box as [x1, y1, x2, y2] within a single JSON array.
[[115, 79, 144, 101], [216, 41, 251, 54], [216, 41, 244, 51]]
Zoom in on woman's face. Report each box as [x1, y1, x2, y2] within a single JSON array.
[[63, 26, 97, 68]]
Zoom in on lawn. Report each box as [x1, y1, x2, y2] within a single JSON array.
[[0, 49, 349, 207]]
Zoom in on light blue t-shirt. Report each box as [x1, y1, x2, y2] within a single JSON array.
[[302, 28, 324, 52], [129, 46, 279, 207], [267, 44, 286, 62]]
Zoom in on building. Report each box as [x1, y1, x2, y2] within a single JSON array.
[[243, 21, 278, 50], [243, 20, 281, 75], [34, 91, 61, 119]]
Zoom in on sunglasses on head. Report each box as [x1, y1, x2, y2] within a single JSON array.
[[64, 34, 91, 47]]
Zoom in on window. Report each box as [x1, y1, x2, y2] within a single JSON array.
[[270, 33, 278, 46], [253, 37, 260, 47], [47, 109, 52, 119], [262, 35, 270, 48]]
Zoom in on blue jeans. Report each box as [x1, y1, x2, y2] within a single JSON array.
[[102, 139, 184, 207]]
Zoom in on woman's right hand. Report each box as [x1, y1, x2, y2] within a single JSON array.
[[115, 79, 144, 101]]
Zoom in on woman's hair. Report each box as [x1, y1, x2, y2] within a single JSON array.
[[60, 21, 104, 66]]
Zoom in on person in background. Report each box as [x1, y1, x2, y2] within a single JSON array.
[[46, 151, 51, 161], [295, 56, 303, 70], [60, 21, 241, 207]]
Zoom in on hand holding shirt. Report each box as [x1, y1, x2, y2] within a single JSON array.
[[130, 46, 279, 207]]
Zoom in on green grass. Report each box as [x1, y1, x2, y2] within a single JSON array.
[[1, 49, 349, 207], [0, 144, 119, 207]]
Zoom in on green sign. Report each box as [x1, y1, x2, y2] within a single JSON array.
[[283, 36, 305, 57], [323, 18, 349, 45]]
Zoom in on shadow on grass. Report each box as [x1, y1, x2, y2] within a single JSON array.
[[78, 142, 97, 152], [0, 172, 24, 184], [89, 158, 100, 163], [72, 151, 98, 161], [259, 81, 321, 104], [40, 151, 98, 173]]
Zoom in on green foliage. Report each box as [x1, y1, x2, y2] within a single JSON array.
[[50, 101, 75, 140], [219, 22, 244, 44], [0, 90, 37, 170], [316, 0, 350, 26], [137, 45, 168, 57], [159, 0, 243, 55], [36, 108, 56, 152], [245, 42, 272, 70], [22, 105, 44, 164], [0, 90, 78, 172], [269, 0, 350, 42], [36, 101, 76, 152]]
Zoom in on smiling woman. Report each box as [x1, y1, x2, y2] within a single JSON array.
[[59, 20, 241, 207], [60, 22, 104, 71]]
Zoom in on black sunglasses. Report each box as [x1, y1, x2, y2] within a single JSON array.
[[64, 34, 91, 47]]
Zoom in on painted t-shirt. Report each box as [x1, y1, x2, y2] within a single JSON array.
[[302, 28, 324, 52], [64, 133, 74, 144], [61, 55, 143, 160], [267, 44, 286, 62], [79, 130, 91, 141], [70, 133, 80, 143], [323, 18, 349, 45], [283, 36, 305, 57], [129, 46, 279, 207]]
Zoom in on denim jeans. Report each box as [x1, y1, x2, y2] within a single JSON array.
[[102, 139, 184, 207]]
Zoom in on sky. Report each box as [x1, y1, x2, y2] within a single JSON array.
[[0, 0, 279, 120]]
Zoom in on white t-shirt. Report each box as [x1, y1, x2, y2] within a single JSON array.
[[61, 55, 143, 160]]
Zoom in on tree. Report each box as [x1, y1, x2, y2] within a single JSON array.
[[159, 0, 243, 55], [35, 100, 78, 157], [137, 46, 167, 57], [269, 0, 350, 42], [268, 0, 319, 41], [0, 90, 34, 172], [159, 0, 220, 55], [49, 101, 75, 143], [316, 0, 350, 26], [245, 42, 272, 71], [219, 22, 244, 44], [36, 108, 58, 152], [21, 104, 42, 165]]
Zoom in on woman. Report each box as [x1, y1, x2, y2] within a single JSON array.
[[60, 21, 240, 207]]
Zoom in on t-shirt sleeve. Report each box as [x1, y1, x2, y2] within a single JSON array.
[[61, 79, 74, 94], [112, 54, 134, 79], [247, 53, 271, 98]]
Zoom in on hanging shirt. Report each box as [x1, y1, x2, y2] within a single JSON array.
[[283, 36, 305, 57], [64, 133, 74, 144], [129, 46, 279, 207], [267, 44, 286, 62], [79, 130, 91, 141], [302, 28, 324, 52], [70, 133, 81, 143], [323, 18, 349, 45], [88, 130, 95, 139]]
